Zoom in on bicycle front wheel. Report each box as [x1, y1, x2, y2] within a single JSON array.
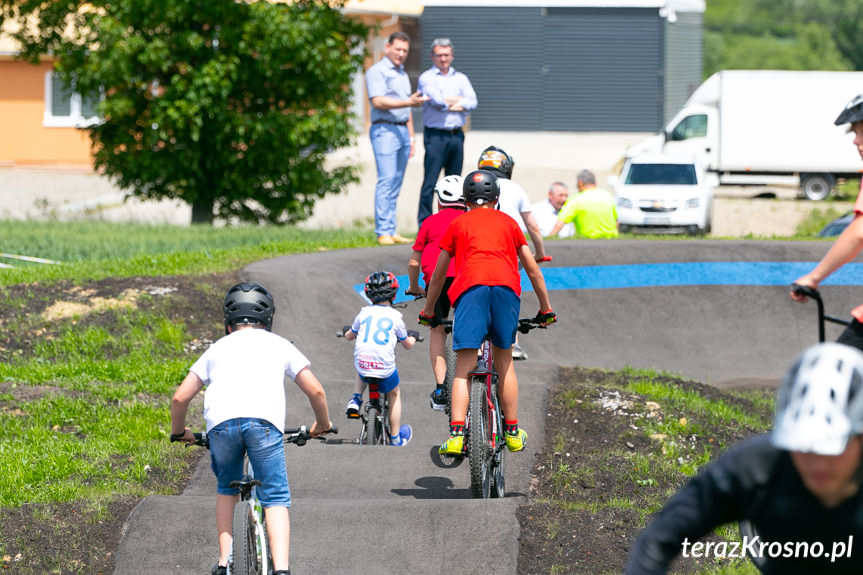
[[232, 502, 260, 575], [490, 385, 506, 499], [468, 376, 492, 498], [443, 340, 456, 414]]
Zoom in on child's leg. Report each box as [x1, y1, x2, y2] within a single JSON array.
[[450, 348, 477, 422], [387, 385, 401, 434], [492, 344, 518, 421], [354, 373, 366, 396], [215, 493, 239, 567], [264, 506, 290, 571], [429, 324, 447, 385]]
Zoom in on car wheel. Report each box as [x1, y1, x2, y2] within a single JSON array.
[[619, 224, 630, 234]]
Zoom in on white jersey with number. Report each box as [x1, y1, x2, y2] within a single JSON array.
[[190, 328, 311, 433], [350, 304, 408, 378]]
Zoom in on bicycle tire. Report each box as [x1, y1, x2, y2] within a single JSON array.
[[232, 502, 260, 575], [366, 406, 383, 446], [490, 384, 506, 499], [444, 340, 456, 414], [468, 376, 492, 498]]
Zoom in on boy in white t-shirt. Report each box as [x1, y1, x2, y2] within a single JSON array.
[[343, 271, 417, 446], [170, 283, 332, 575]]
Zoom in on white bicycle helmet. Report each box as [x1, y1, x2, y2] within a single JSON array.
[[772, 343, 863, 455], [434, 175, 464, 207]]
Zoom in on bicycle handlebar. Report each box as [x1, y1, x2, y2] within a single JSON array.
[[284, 425, 339, 446], [171, 425, 339, 449], [790, 282, 851, 342]]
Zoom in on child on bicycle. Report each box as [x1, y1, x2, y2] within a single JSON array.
[[791, 92, 863, 353], [406, 174, 467, 411], [625, 342, 863, 574], [418, 169, 557, 456], [170, 282, 333, 575], [344, 271, 417, 446]]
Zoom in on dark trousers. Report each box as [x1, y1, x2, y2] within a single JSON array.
[[418, 128, 464, 227], [837, 319, 863, 353]]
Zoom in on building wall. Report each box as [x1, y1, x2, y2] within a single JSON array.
[[0, 59, 92, 165], [663, 9, 703, 125], [421, 5, 702, 132]]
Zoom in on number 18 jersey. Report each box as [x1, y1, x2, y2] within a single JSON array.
[[350, 304, 408, 378]]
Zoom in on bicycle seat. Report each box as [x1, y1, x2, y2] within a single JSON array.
[[230, 475, 262, 492], [469, 358, 494, 378]]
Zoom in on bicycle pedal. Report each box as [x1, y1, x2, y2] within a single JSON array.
[[345, 412, 361, 419]]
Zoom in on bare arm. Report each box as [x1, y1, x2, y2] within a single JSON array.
[[421, 250, 451, 318], [548, 220, 565, 238], [407, 250, 424, 295], [170, 371, 204, 442], [518, 244, 553, 312], [792, 215, 863, 301], [294, 367, 332, 437], [370, 91, 427, 111], [521, 211, 547, 260]]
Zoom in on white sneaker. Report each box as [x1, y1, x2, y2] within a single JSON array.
[[511, 343, 528, 361]]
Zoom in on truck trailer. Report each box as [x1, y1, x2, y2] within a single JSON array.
[[626, 70, 863, 200]]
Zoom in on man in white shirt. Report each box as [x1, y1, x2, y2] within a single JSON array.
[[533, 181, 575, 238]]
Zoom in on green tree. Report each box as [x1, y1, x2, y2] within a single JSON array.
[[1, 0, 368, 224], [704, 0, 861, 76]]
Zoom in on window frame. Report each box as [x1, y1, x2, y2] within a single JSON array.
[[43, 71, 101, 128]]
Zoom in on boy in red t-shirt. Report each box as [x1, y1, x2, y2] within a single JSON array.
[[407, 175, 467, 410], [419, 170, 556, 455]]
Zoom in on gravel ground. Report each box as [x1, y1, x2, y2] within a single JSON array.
[[0, 136, 852, 237]]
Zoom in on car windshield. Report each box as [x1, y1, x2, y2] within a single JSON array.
[[625, 163, 697, 185]]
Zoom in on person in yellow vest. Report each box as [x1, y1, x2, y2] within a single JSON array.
[[548, 169, 618, 239]]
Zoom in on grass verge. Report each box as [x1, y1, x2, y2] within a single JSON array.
[[517, 366, 774, 575]]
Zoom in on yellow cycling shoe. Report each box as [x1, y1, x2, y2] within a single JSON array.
[[439, 434, 464, 456], [505, 429, 528, 452]]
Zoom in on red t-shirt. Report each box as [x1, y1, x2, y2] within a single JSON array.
[[412, 208, 463, 285], [439, 207, 528, 304]]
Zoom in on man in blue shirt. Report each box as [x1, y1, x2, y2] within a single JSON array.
[[416, 38, 478, 228], [366, 31, 428, 246]]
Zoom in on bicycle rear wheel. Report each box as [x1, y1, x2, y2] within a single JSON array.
[[232, 502, 260, 575], [365, 407, 383, 445], [468, 376, 492, 498]]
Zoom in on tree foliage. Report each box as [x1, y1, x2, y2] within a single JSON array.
[[704, 0, 862, 76], [0, 0, 369, 224]]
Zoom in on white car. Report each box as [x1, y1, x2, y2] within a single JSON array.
[[612, 154, 715, 235]]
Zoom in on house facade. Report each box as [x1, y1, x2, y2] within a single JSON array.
[[0, 0, 422, 166]]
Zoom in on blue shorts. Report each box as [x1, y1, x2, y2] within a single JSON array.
[[361, 369, 400, 394], [208, 418, 291, 508], [452, 285, 520, 351]]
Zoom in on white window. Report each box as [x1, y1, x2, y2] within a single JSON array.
[[43, 71, 100, 128]]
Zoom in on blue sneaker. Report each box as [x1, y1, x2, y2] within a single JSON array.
[[345, 396, 362, 419], [391, 424, 412, 446]]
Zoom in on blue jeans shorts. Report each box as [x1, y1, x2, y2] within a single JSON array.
[[361, 369, 400, 394], [208, 418, 291, 508], [452, 285, 520, 351]]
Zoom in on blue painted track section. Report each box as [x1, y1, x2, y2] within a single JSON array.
[[354, 262, 863, 302]]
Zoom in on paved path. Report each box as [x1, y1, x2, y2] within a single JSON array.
[[113, 239, 863, 574]]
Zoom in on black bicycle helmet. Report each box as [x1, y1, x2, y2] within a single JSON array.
[[463, 170, 500, 206], [835, 93, 863, 126], [223, 282, 275, 334], [364, 271, 399, 304], [477, 145, 515, 179]]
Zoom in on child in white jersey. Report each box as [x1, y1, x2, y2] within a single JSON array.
[[343, 271, 417, 446], [170, 283, 333, 575]]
